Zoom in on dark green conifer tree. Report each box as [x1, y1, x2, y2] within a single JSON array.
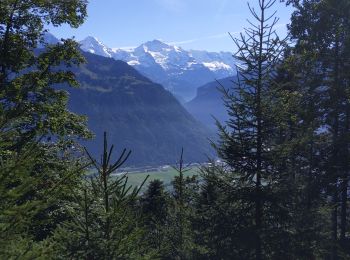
[[269, 53, 328, 258], [213, 0, 287, 258], [51, 132, 153, 259], [193, 163, 240, 259], [162, 149, 200, 259], [283, 0, 350, 257], [140, 179, 169, 254]]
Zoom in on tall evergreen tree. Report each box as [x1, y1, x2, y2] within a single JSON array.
[[51, 132, 153, 259], [283, 0, 350, 257], [213, 0, 286, 258], [162, 149, 200, 259], [269, 53, 328, 258]]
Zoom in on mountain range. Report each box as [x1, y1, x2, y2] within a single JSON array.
[[79, 36, 237, 101], [66, 51, 214, 166], [41, 33, 237, 165]]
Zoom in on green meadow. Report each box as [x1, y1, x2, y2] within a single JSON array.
[[120, 166, 201, 191]]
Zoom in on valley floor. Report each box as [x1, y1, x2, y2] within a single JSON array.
[[116, 164, 203, 191]]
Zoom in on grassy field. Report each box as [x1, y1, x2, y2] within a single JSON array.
[[120, 167, 201, 191]]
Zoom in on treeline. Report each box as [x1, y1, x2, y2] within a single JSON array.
[[1, 0, 350, 259]]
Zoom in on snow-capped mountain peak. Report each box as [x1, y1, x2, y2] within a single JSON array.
[[142, 39, 170, 51], [141, 39, 183, 53], [80, 36, 113, 58], [78, 36, 237, 100], [203, 61, 232, 71]]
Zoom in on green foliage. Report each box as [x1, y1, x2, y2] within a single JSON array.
[[140, 180, 170, 256], [139, 150, 204, 259], [161, 150, 202, 259], [141, 179, 169, 226], [50, 132, 153, 259], [198, 0, 350, 258], [282, 0, 350, 258], [0, 0, 90, 144], [0, 0, 90, 258], [0, 140, 90, 258], [194, 0, 350, 259], [193, 163, 244, 259], [212, 0, 288, 258], [1, 0, 350, 259]]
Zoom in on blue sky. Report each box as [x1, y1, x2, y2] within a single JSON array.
[[49, 0, 294, 52]]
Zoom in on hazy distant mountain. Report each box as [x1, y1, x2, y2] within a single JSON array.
[[79, 37, 237, 101], [66, 51, 214, 166], [37, 32, 60, 48], [185, 76, 237, 130]]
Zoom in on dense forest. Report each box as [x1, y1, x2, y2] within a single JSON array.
[[1, 0, 350, 259]]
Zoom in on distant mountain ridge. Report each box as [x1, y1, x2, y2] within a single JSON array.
[[79, 36, 237, 100], [66, 51, 214, 166], [185, 76, 237, 130], [40, 33, 214, 166]]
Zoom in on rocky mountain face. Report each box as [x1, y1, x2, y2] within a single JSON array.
[[79, 37, 237, 101]]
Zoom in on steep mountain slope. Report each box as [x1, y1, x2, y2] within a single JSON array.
[[67, 51, 213, 166], [79, 37, 237, 101], [185, 76, 237, 130]]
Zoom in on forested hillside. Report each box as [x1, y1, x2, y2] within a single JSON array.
[[68, 51, 213, 166]]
